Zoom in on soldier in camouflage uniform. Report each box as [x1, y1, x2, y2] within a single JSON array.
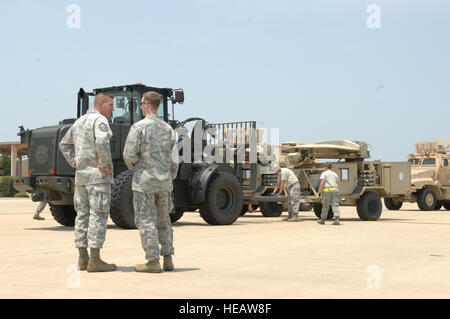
[[273, 164, 301, 222], [59, 92, 117, 272], [317, 162, 341, 225], [123, 91, 179, 273]]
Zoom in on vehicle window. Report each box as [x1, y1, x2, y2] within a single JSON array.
[[408, 159, 420, 166], [444, 159, 449, 167], [422, 158, 436, 165], [340, 168, 349, 181], [88, 90, 165, 123]]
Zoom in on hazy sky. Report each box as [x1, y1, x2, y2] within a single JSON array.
[[1, 1, 449, 161]]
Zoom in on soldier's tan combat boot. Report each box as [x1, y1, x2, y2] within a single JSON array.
[[332, 218, 340, 225], [282, 215, 292, 221], [287, 215, 299, 222], [87, 248, 116, 272], [317, 219, 325, 225], [163, 255, 174, 271], [135, 260, 162, 273], [78, 247, 89, 271]]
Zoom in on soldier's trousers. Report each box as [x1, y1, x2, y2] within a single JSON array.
[[73, 183, 111, 249], [321, 189, 340, 220], [35, 201, 47, 214], [288, 183, 301, 218], [133, 191, 174, 262]]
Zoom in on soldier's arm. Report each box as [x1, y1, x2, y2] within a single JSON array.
[[170, 129, 179, 180], [279, 180, 286, 192], [94, 117, 113, 171], [318, 179, 325, 193], [58, 126, 77, 168], [123, 125, 140, 170]]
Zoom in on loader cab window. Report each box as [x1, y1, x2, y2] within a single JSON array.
[[443, 159, 449, 167], [422, 158, 436, 166], [87, 90, 165, 123], [408, 158, 420, 166]]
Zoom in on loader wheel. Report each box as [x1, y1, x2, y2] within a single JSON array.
[[417, 188, 437, 211], [300, 202, 313, 211], [443, 203, 450, 210], [199, 172, 243, 225], [110, 170, 136, 229], [313, 203, 333, 220], [357, 192, 382, 221], [49, 204, 76, 227], [384, 198, 403, 210], [170, 208, 184, 223]]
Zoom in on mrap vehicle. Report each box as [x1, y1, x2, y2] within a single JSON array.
[[384, 140, 450, 211], [14, 84, 283, 227]]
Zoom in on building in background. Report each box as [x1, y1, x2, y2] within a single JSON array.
[[0, 142, 28, 176]]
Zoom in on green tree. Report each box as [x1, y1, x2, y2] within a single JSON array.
[[0, 155, 11, 176]]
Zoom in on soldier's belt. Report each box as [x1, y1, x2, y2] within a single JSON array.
[[323, 187, 337, 192]]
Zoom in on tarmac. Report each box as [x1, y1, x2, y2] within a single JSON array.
[[0, 198, 449, 299]]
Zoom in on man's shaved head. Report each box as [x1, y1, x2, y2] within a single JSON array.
[[94, 92, 114, 107]]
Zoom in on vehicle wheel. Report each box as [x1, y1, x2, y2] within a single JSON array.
[[435, 203, 443, 210], [384, 198, 403, 210], [110, 170, 136, 229], [170, 208, 184, 223], [199, 172, 243, 225], [313, 203, 333, 220], [240, 204, 259, 216], [260, 201, 284, 217], [357, 192, 382, 221], [49, 204, 76, 227], [443, 203, 450, 210], [417, 188, 437, 211], [300, 202, 313, 211]]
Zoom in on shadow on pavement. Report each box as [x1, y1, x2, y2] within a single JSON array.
[[116, 266, 200, 273], [24, 224, 120, 231]]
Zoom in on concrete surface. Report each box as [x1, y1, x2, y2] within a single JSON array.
[[0, 198, 449, 299]]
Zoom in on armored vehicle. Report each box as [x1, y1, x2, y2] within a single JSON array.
[[14, 84, 282, 227], [384, 140, 450, 211], [280, 140, 412, 221]]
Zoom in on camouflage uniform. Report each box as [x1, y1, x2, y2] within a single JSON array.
[[277, 168, 301, 218], [123, 114, 179, 262], [321, 190, 340, 220], [59, 109, 114, 249], [287, 184, 301, 218], [35, 201, 47, 214]]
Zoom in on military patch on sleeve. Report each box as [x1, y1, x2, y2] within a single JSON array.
[[98, 122, 109, 132]]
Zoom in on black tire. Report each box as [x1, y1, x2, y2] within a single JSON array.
[[199, 172, 243, 225], [300, 202, 313, 211], [417, 188, 437, 211], [384, 198, 403, 210], [170, 208, 184, 223], [49, 204, 77, 227], [110, 170, 136, 229], [260, 201, 284, 217], [357, 192, 382, 221], [313, 203, 333, 220], [435, 203, 443, 210], [443, 203, 450, 210]]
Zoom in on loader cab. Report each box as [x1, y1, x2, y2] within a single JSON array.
[[77, 84, 184, 124]]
